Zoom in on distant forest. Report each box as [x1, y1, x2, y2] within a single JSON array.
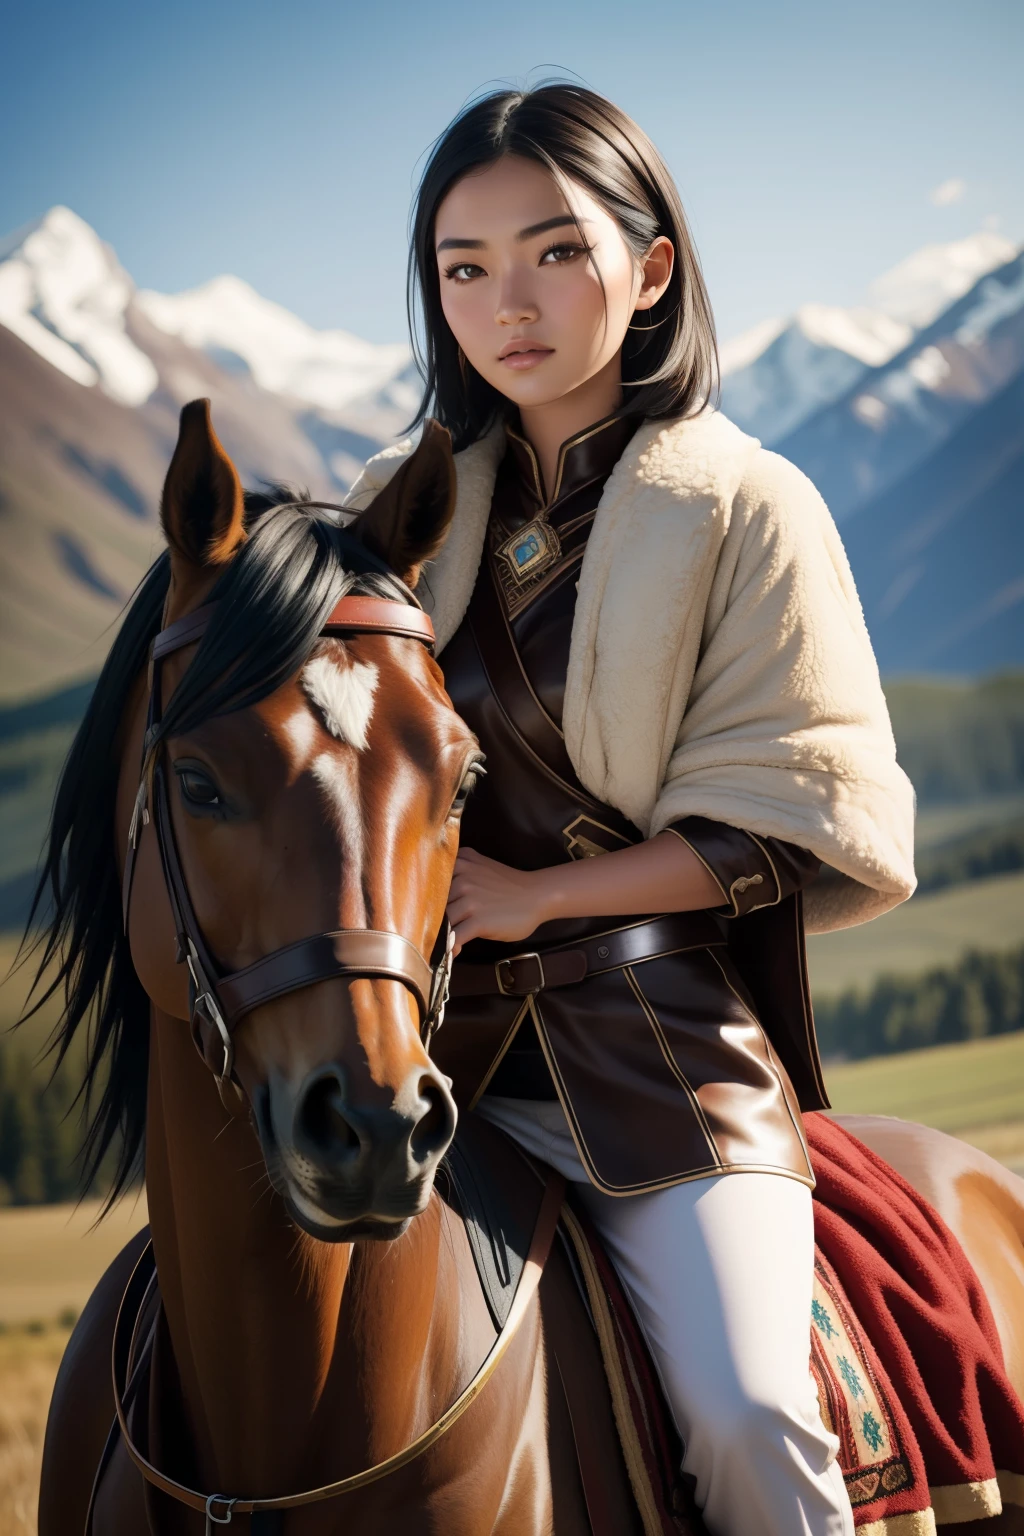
[[0, 1036, 95, 1206], [1, 947, 1022, 1205], [2, 672, 1024, 1204], [886, 672, 1024, 805], [815, 945, 1024, 1062]]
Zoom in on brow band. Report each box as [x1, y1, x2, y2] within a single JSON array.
[[151, 595, 435, 663]]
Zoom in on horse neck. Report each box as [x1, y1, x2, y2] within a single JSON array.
[[145, 1005, 453, 1498]]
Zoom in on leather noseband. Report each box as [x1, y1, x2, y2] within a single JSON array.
[[121, 584, 454, 1089]]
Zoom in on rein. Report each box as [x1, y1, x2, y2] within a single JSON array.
[[103, 1170, 565, 1533], [121, 584, 455, 1092], [106, 566, 566, 1527]]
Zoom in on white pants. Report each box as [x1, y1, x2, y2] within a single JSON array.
[[477, 1097, 854, 1536]]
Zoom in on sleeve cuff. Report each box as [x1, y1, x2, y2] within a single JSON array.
[[661, 816, 786, 917]]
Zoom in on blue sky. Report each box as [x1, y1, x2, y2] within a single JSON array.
[[2, 0, 1021, 344]]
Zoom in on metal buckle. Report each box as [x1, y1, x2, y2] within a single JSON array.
[[423, 925, 456, 1047], [495, 951, 545, 997], [187, 946, 234, 1083], [205, 1493, 236, 1531]]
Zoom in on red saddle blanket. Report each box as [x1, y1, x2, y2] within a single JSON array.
[[807, 1113, 1024, 1530], [560, 1115, 1024, 1534]]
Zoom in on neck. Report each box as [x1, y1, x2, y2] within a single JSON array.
[[517, 353, 623, 501], [144, 1007, 453, 1498]]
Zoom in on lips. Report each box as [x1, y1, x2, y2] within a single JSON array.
[[498, 338, 554, 361]]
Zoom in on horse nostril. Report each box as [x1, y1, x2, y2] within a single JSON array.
[[410, 1075, 457, 1164], [299, 1074, 362, 1162]]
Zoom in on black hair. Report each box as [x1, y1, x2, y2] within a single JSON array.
[[408, 82, 719, 450], [18, 493, 415, 1207]]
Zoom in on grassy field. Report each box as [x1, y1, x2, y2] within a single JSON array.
[[0, 1320, 70, 1536], [825, 1029, 1024, 1173], [0, 1197, 148, 1536], [806, 869, 1024, 996], [0, 1196, 149, 1325], [0, 1034, 1020, 1531], [914, 790, 1024, 849]]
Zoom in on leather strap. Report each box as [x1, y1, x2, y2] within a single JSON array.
[[121, 587, 450, 1090], [322, 594, 436, 648], [466, 550, 640, 848], [151, 594, 435, 665], [218, 930, 435, 1025], [449, 910, 724, 1000], [467, 549, 580, 786], [107, 1171, 565, 1517], [151, 602, 219, 661]]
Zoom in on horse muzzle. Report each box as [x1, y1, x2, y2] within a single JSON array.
[[254, 1061, 457, 1240]]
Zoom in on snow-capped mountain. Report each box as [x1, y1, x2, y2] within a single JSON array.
[[1, 204, 1021, 709], [840, 364, 1024, 674], [1, 205, 1022, 926], [777, 246, 1024, 523], [865, 232, 1017, 327], [719, 304, 913, 445], [0, 207, 420, 707], [719, 232, 1017, 445], [0, 206, 416, 474], [0, 206, 159, 406], [136, 275, 414, 417]]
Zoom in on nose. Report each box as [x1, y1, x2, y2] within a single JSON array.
[[293, 1062, 456, 1188], [495, 271, 539, 328]]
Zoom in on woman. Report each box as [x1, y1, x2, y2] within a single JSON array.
[[346, 84, 916, 1536]]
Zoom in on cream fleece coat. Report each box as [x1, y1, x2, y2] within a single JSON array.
[[345, 411, 917, 933]]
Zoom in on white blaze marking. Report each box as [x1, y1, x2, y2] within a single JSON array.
[[301, 654, 379, 751], [282, 706, 317, 768], [310, 750, 366, 925]]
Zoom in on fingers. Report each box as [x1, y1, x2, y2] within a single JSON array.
[[449, 916, 480, 954], [454, 846, 492, 869], [445, 895, 475, 926]]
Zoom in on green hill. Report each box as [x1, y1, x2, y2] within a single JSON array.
[[807, 870, 1024, 995], [886, 672, 1024, 805]]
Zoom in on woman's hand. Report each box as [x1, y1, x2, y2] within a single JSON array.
[[446, 848, 550, 956], [445, 833, 725, 958]]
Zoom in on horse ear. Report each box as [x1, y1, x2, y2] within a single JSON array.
[[160, 399, 246, 609], [351, 420, 456, 590]]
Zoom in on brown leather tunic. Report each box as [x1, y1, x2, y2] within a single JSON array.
[[433, 415, 825, 1195]]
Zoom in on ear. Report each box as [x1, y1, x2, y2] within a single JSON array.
[[160, 399, 246, 614], [633, 235, 675, 312], [350, 420, 456, 590]]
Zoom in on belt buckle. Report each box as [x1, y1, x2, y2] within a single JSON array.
[[495, 951, 545, 997]]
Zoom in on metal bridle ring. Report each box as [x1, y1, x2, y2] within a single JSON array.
[[205, 1492, 237, 1527]]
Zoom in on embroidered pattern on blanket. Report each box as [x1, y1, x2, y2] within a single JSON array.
[[810, 1253, 919, 1519]]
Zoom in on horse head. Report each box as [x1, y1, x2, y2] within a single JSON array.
[[117, 401, 476, 1240]]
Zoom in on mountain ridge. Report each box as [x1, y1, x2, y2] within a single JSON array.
[[719, 231, 1017, 446], [1, 205, 1021, 708]]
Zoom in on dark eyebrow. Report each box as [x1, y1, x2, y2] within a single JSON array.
[[436, 214, 589, 254], [436, 236, 485, 252], [515, 214, 587, 243]]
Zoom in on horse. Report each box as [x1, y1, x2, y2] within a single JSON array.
[[24, 399, 1024, 1534]]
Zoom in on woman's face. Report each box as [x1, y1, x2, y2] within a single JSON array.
[[434, 155, 672, 413]]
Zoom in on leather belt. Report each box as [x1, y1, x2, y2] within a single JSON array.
[[449, 910, 724, 1000]]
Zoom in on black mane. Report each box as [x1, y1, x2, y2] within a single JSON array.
[[20, 491, 413, 1206]]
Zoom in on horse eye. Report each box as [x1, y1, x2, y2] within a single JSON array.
[[176, 767, 221, 808], [450, 760, 486, 818]]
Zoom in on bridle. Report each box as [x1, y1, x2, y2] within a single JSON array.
[[99, 511, 567, 1531], [121, 566, 456, 1097]]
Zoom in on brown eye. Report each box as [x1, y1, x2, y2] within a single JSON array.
[[176, 766, 221, 808], [540, 242, 587, 265], [444, 262, 485, 283]]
